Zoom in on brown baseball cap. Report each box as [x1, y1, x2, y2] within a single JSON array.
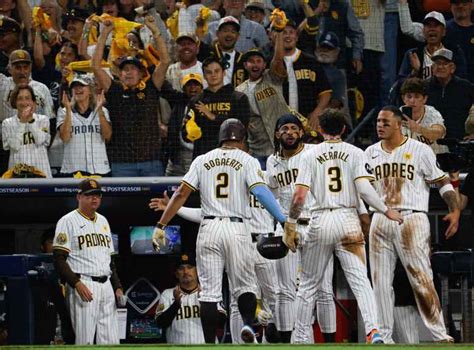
[[78, 179, 104, 195], [9, 50, 32, 65]]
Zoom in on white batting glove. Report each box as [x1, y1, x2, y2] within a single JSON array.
[[257, 310, 272, 326], [152, 225, 166, 252]]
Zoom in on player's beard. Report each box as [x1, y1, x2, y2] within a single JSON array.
[[281, 136, 302, 150]]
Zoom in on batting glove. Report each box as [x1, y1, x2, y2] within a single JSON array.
[[257, 310, 273, 326], [283, 221, 298, 252], [152, 224, 167, 252]]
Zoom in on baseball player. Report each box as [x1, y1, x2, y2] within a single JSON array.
[[153, 119, 286, 343], [150, 191, 279, 343], [155, 253, 225, 344], [52, 179, 125, 345], [57, 76, 112, 176], [365, 105, 460, 343], [284, 109, 404, 344]]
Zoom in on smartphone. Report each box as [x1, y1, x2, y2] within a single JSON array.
[[401, 106, 413, 119]]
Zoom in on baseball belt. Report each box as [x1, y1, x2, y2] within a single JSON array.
[[203, 216, 243, 223], [76, 274, 109, 283]]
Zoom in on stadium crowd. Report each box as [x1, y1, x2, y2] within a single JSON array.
[[0, 0, 472, 178]]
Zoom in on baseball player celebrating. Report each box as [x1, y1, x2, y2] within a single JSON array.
[[284, 109, 403, 344], [365, 105, 460, 343], [155, 253, 226, 344], [52, 179, 124, 345], [153, 119, 286, 343]]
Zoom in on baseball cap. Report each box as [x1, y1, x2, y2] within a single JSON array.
[[432, 48, 454, 62], [276, 114, 304, 130], [78, 179, 103, 195], [0, 15, 21, 33], [423, 11, 446, 26], [218, 16, 240, 31], [181, 73, 203, 87], [9, 49, 31, 65], [178, 253, 196, 266], [69, 74, 91, 88], [318, 32, 340, 49], [118, 56, 144, 70], [62, 7, 89, 25], [176, 32, 199, 43], [242, 48, 265, 62], [245, 0, 265, 11]]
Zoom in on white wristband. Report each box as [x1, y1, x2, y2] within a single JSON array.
[[287, 217, 297, 224], [439, 183, 454, 197]]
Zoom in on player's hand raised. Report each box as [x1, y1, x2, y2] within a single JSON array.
[[283, 221, 299, 252], [75, 281, 93, 302], [152, 226, 166, 252], [149, 191, 170, 211], [443, 210, 460, 239], [384, 209, 403, 225]]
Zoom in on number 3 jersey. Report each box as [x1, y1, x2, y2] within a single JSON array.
[[182, 147, 265, 218], [295, 140, 373, 211]]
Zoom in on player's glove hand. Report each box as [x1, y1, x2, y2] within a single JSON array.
[[257, 310, 272, 326], [283, 221, 298, 252], [152, 224, 166, 252]]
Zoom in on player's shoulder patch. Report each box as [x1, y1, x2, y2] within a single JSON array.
[[156, 303, 165, 312], [257, 169, 265, 181], [55, 232, 68, 245], [403, 152, 412, 161]]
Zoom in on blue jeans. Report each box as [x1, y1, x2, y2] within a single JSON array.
[[111, 160, 165, 177], [380, 12, 399, 106]]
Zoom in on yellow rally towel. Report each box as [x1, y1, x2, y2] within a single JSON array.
[[185, 109, 202, 141], [32, 7, 52, 31]]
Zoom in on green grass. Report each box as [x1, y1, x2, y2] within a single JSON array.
[[1, 345, 472, 349]]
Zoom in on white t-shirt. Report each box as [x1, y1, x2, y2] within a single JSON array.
[[283, 49, 300, 111]]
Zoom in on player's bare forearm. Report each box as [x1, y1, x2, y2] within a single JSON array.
[[289, 185, 308, 220], [158, 183, 193, 226], [442, 190, 460, 213]]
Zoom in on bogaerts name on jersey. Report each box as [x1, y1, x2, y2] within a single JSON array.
[[78, 233, 112, 250], [374, 163, 415, 181], [203, 158, 243, 171], [316, 151, 349, 164]]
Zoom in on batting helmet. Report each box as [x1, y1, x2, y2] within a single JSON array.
[[218, 118, 246, 146], [257, 233, 288, 260]]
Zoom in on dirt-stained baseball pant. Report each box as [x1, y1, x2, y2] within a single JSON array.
[[66, 278, 119, 344], [293, 209, 379, 343], [369, 212, 449, 343]]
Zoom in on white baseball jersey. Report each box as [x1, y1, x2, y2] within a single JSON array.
[[266, 144, 316, 217], [182, 147, 265, 218], [2, 113, 52, 177], [0, 74, 54, 123], [155, 287, 205, 344], [248, 193, 275, 234], [57, 107, 111, 174], [53, 209, 115, 276], [401, 105, 448, 154], [365, 137, 447, 211], [296, 140, 374, 211]]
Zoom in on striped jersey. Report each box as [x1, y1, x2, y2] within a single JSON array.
[[401, 105, 448, 154], [53, 210, 114, 276], [295, 140, 373, 210], [1, 113, 52, 177], [249, 192, 275, 234], [266, 144, 316, 217], [57, 107, 111, 174], [365, 137, 447, 212], [156, 287, 205, 344], [182, 147, 265, 218]]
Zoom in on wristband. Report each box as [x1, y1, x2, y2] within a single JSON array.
[[157, 222, 167, 229], [439, 183, 454, 197], [451, 180, 460, 189], [287, 217, 297, 224]]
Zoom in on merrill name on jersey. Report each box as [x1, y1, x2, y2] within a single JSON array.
[[316, 151, 349, 164]]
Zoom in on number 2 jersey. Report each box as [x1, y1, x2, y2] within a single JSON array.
[[182, 147, 265, 218], [365, 137, 447, 212], [295, 140, 373, 211]]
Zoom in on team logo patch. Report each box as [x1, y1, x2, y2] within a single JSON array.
[[257, 169, 265, 180], [102, 225, 108, 232], [471, 38, 474, 44], [331, 11, 338, 19], [55, 233, 68, 245], [137, 92, 145, 100], [403, 153, 412, 160], [156, 303, 165, 312]]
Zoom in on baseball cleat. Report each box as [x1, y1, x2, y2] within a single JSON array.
[[240, 325, 257, 343], [366, 329, 384, 344]]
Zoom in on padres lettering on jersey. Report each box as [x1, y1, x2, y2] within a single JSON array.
[[176, 305, 200, 320], [365, 137, 447, 211], [78, 233, 112, 250]]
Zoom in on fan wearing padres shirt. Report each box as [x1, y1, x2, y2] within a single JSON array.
[[155, 253, 226, 344], [154, 119, 286, 344], [53, 179, 124, 345], [283, 110, 403, 344], [365, 105, 461, 343]]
